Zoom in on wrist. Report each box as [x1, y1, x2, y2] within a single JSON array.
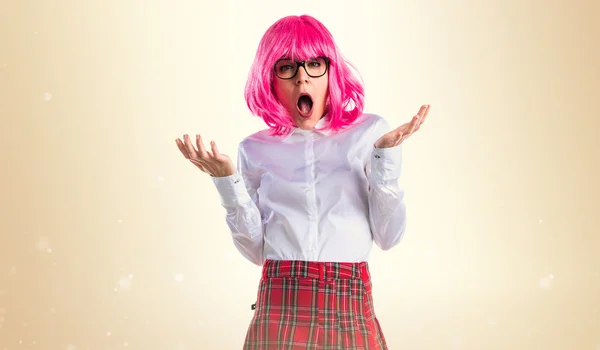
[[211, 170, 236, 178]]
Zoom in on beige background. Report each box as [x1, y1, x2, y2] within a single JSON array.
[[1, 0, 599, 349]]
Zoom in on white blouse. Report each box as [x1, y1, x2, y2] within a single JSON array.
[[211, 113, 407, 266]]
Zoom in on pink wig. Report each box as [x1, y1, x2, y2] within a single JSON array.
[[244, 15, 365, 136]]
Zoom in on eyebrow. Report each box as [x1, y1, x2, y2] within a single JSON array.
[[275, 55, 322, 64]]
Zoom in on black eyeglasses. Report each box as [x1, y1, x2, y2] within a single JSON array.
[[274, 56, 330, 80]]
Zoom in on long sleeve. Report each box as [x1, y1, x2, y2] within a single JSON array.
[[211, 142, 264, 266], [365, 118, 407, 251]]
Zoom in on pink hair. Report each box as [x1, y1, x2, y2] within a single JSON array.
[[244, 15, 365, 136]]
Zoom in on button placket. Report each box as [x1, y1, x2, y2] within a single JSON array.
[[307, 134, 319, 258]]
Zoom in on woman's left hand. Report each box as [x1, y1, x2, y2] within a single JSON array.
[[374, 104, 430, 149]]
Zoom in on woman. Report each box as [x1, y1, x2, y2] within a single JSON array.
[[176, 14, 430, 349]]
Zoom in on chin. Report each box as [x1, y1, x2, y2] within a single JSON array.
[[294, 111, 323, 129]]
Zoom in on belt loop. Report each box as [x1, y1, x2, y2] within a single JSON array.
[[361, 262, 368, 282], [319, 263, 324, 280], [261, 260, 269, 280]]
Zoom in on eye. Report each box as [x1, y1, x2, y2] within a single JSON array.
[[276, 60, 295, 72]]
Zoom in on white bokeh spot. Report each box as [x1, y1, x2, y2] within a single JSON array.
[[539, 277, 552, 290], [37, 237, 50, 252], [117, 275, 132, 290], [174, 273, 185, 282]]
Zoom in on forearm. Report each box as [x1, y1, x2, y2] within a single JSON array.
[[367, 144, 407, 250], [368, 179, 407, 250], [212, 173, 264, 265]]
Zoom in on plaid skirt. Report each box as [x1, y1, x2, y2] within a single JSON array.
[[243, 259, 388, 349]]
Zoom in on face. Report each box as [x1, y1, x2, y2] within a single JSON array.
[[272, 57, 329, 130]]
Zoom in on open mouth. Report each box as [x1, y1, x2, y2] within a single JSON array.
[[296, 93, 313, 118]]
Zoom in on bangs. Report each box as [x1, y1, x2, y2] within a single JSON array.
[[268, 18, 334, 63]]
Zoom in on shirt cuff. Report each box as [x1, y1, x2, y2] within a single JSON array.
[[211, 172, 252, 207], [370, 144, 403, 183]]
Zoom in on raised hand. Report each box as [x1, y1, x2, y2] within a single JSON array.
[[375, 104, 430, 149], [175, 134, 236, 177]]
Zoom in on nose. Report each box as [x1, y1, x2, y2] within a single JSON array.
[[295, 66, 310, 85]]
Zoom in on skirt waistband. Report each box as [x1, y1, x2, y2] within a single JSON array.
[[261, 259, 370, 282]]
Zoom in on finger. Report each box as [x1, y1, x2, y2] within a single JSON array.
[[189, 158, 204, 168], [175, 138, 190, 159], [210, 141, 223, 161], [406, 107, 429, 138], [417, 104, 428, 118], [395, 133, 407, 147], [183, 134, 199, 158], [420, 105, 430, 125], [409, 115, 420, 132], [400, 117, 418, 141], [394, 119, 413, 133], [196, 134, 209, 159]]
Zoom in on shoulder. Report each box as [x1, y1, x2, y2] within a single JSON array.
[[237, 127, 281, 153], [238, 112, 390, 147], [345, 112, 391, 135], [354, 112, 386, 127]]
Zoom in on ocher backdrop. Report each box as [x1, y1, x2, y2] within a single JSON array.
[[1, 0, 599, 349]]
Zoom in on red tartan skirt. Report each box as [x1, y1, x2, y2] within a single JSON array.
[[243, 259, 388, 349]]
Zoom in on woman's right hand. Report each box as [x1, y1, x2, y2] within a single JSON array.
[[175, 134, 236, 177]]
